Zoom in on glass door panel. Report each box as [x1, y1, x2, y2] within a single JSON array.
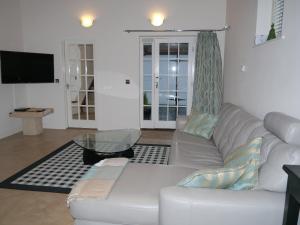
[[157, 42, 189, 126], [142, 44, 153, 121], [140, 37, 195, 129]]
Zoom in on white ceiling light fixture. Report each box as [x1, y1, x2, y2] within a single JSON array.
[[80, 15, 94, 28], [150, 13, 165, 27]]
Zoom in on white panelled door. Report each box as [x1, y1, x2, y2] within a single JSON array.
[[65, 41, 96, 128], [140, 37, 196, 129]]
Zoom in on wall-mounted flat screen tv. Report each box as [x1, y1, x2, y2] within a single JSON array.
[[0, 51, 54, 83]]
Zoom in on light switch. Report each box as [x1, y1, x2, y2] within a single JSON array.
[[241, 65, 247, 72], [125, 79, 130, 84]]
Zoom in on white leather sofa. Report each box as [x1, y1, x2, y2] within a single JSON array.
[[69, 103, 300, 225]]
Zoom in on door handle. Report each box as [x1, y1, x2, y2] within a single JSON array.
[[154, 74, 159, 88]]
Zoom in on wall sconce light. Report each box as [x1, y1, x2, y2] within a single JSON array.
[[80, 15, 94, 28], [150, 13, 165, 27]]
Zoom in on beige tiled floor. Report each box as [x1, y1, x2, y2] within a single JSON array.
[[0, 128, 173, 225]]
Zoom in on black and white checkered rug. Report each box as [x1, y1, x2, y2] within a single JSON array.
[[0, 142, 170, 194]]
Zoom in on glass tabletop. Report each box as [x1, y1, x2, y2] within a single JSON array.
[[73, 129, 141, 153]]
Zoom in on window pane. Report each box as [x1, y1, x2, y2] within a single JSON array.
[[159, 107, 167, 121], [79, 92, 87, 105], [87, 77, 94, 90], [80, 60, 85, 74], [168, 92, 177, 106], [255, 0, 284, 45], [80, 76, 86, 90], [159, 43, 168, 55], [144, 76, 152, 91], [144, 44, 152, 56], [144, 106, 151, 120], [144, 91, 152, 105], [87, 92, 94, 105], [86, 44, 93, 59], [178, 107, 187, 116], [159, 76, 168, 91], [179, 43, 188, 59], [169, 60, 178, 74], [88, 107, 95, 120], [179, 60, 188, 75], [159, 60, 168, 75], [143, 60, 152, 75], [168, 76, 177, 91], [79, 44, 85, 59], [71, 92, 79, 105], [168, 107, 177, 121], [169, 43, 178, 59], [178, 76, 188, 91], [80, 107, 87, 120], [272, 0, 284, 36], [178, 92, 187, 106], [86, 61, 94, 75], [143, 43, 153, 111], [159, 92, 168, 106], [72, 106, 79, 119]]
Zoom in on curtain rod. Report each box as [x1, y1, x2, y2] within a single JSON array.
[[124, 26, 230, 33]]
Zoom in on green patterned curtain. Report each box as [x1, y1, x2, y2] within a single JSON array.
[[192, 32, 223, 115]]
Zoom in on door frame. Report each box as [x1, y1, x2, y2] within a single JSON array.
[[139, 36, 196, 129], [64, 40, 97, 128]]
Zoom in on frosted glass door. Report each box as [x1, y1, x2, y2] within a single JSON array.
[[65, 42, 96, 128]]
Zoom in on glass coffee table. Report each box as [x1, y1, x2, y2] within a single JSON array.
[[73, 129, 141, 165]]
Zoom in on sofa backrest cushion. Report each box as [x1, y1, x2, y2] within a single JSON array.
[[259, 143, 300, 192], [213, 103, 240, 148], [257, 132, 281, 165], [213, 103, 265, 160], [264, 112, 300, 146], [258, 112, 300, 192]]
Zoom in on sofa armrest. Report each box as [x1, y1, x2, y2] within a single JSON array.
[[159, 186, 285, 225], [176, 116, 188, 131]]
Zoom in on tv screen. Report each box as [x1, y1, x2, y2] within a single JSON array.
[[0, 51, 54, 83]]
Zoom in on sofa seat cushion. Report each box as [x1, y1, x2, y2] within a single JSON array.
[[173, 130, 215, 146], [170, 131, 223, 169], [70, 163, 196, 225]]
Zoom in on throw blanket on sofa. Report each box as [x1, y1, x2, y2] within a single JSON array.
[[67, 158, 128, 207]]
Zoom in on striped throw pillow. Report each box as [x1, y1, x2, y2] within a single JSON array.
[[224, 137, 262, 190], [177, 138, 262, 190], [183, 113, 218, 139]]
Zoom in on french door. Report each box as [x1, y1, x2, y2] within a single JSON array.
[[140, 37, 196, 129], [65, 41, 96, 128]]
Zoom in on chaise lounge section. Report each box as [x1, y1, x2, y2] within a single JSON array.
[[69, 103, 300, 225]]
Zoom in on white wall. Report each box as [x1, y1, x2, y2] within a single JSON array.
[[19, 0, 226, 130], [0, 0, 27, 139], [224, 0, 300, 119]]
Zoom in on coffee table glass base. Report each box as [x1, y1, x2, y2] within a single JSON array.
[[73, 129, 141, 165], [82, 148, 134, 165]]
